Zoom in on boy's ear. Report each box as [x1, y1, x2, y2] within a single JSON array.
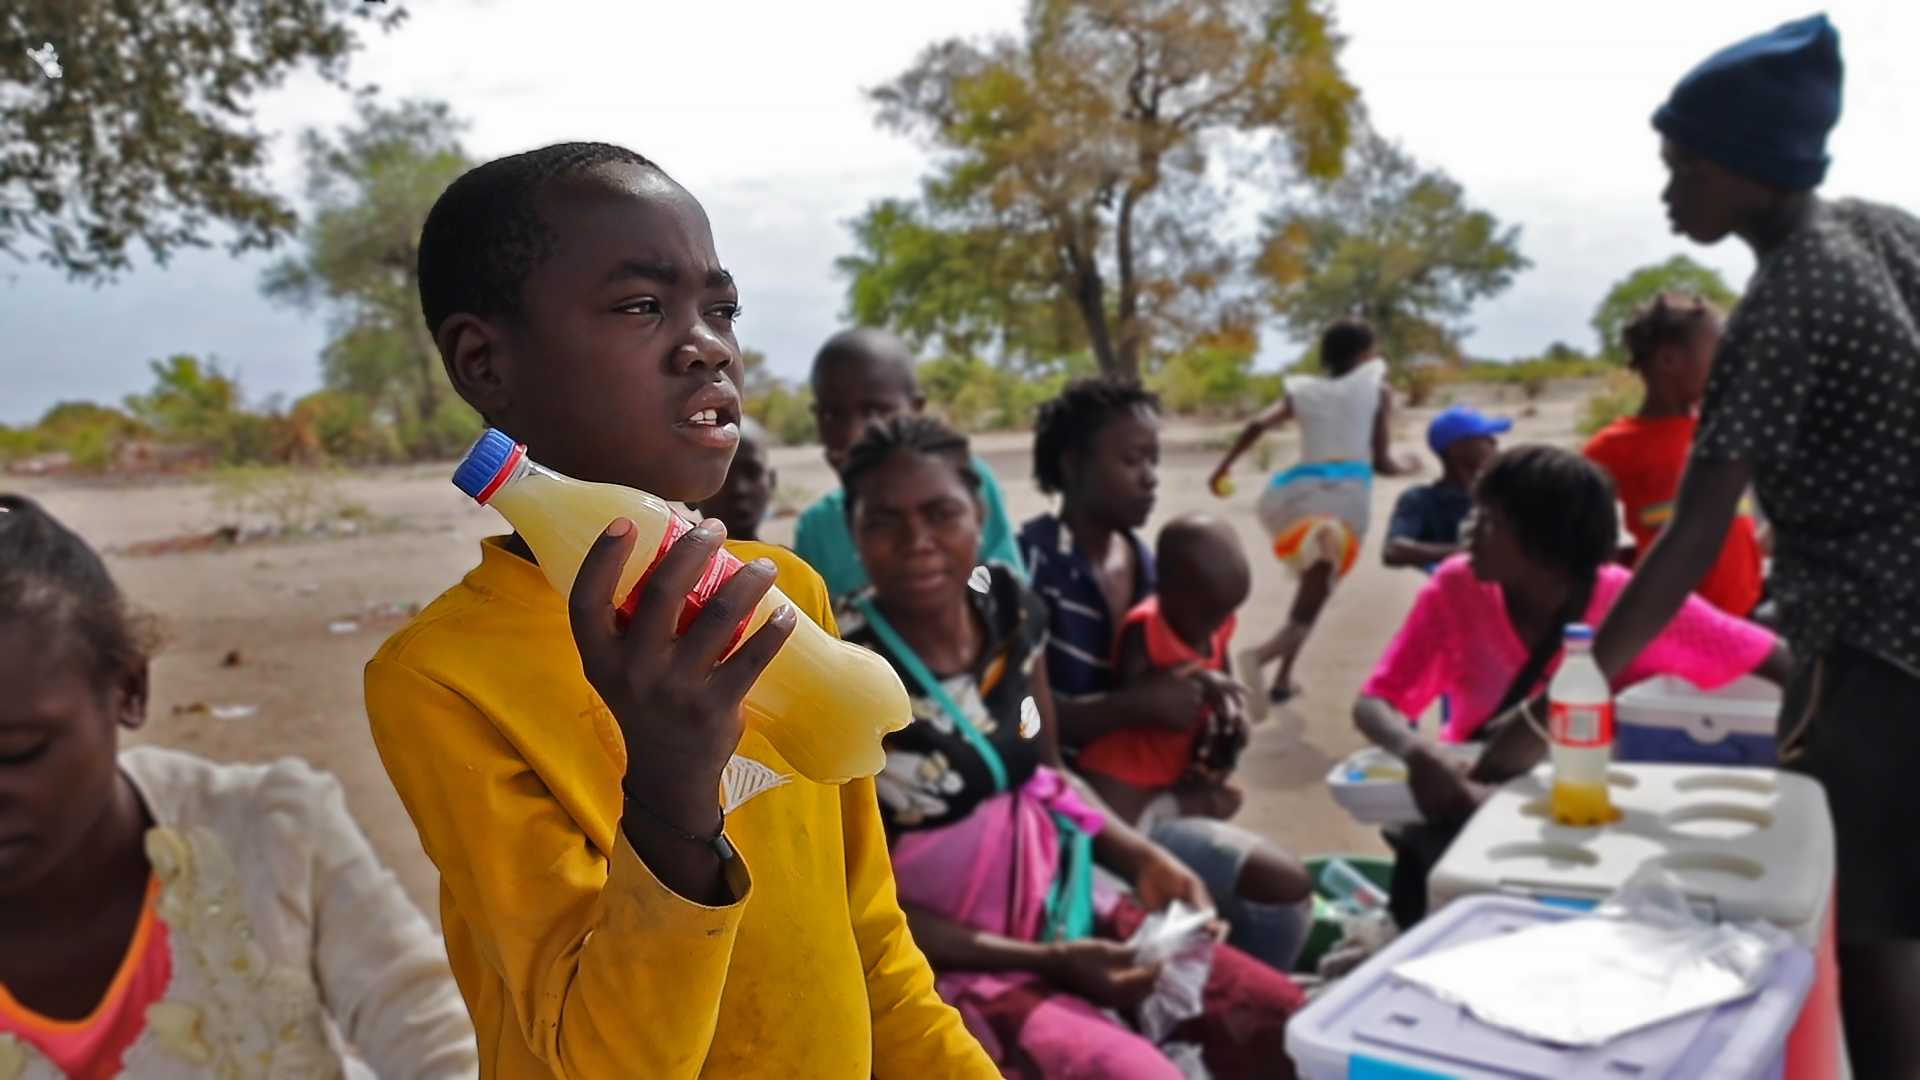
[[909, 394, 929, 413], [116, 662, 149, 731], [440, 314, 513, 419]]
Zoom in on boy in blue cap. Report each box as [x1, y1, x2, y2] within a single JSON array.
[[1382, 405, 1508, 573], [1587, 14, 1920, 1070]]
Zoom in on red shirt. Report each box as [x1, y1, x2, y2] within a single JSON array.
[[1077, 596, 1236, 788], [1585, 415, 1764, 617], [0, 875, 172, 1080]]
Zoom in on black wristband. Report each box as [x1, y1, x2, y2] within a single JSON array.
[[623, 789, 735, 862]]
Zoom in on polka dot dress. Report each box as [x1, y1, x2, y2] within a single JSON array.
[[1695, 198, 1920, 675]]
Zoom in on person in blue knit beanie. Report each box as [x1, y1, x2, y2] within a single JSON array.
[[1583, 13, 1920, 1073]]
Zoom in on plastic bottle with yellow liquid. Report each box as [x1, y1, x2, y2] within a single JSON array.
[[452, 429, 910, 785], [1546, 624, 1619, 826]]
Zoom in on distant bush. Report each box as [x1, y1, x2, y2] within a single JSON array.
[[747, 379, 817, 446], [398, 401, 486, 462], [1150, 344, 1281, 416], [1578, 370, 1645, 436], [289, 390, 402, 463], [1393, 363, 1447, 407], [209, 465, 364, 532], [1460, 352, 1611, 402], [920, 355, 1072, 432]]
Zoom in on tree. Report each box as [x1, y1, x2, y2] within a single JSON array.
[[1590, 255, 1740, 361], [124, 355, 241, 440], [836, 200, 1085, 371], [1255, 130, 1528, 366], [0, 0, 403, 280], [261, 98, 476, 457], [853, 0, 1360, 379]]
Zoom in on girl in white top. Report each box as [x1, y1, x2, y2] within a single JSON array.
[[1209, 320, 1420, 714], [0, 494, 476, 1080]]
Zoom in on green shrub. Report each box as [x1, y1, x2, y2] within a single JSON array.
[[1394, 363, 1448, 407], [1151, 344, 1265, 416], [291, 390, 401, 463], [399, 401, 486, 461], [919, 355, 1067, 432], [0, 425, 45, 464], [209, 465, 360, 532], [1577, 370, 1645, 436], [747, 380, 817, 446]]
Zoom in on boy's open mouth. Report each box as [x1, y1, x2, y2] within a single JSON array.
[[675, 385, 744, 451]]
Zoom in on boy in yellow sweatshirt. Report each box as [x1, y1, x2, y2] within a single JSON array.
[[365, 142, 996, 1078]]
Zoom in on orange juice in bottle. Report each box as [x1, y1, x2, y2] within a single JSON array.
[[453, 429, 910, 784], [1547, 624, 1620, 826]]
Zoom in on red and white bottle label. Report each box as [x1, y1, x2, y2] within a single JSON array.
[[1550, 701, 1614, 748], [615, 514, 751, 651]]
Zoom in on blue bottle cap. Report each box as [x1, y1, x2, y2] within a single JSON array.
[[1564, 623, 1595, 643], [452, 428, 523, 503]]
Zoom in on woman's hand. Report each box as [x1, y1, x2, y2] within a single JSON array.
[[1406, 743, 1489, 826], [1133, 848, 1214, 915], [1045, 940, 1161, 1012]]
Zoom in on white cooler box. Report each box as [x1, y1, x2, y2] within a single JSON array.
[[1615, 675, 1780, 766], [1287, 894, 1813, 1080], [1429, 763, 1846, 1079]]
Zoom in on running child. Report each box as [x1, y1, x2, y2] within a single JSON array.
[[1584, 292, 1764, 616], [793, 328, 1024, 602], [0, 494, 476, 1078], [1079, 513, 1254, 826], [1209, 319, 1420, 710], [364, 143, 994, 1077]]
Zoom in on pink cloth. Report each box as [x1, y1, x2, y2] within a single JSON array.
[[890, 765, 1107, 942], [1362, 557, 1777, 741]]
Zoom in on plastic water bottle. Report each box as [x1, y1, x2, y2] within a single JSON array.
[[1548, 624, 1619, 826], [453, 429, 911, 785], [1319, 857, 1389, 912]]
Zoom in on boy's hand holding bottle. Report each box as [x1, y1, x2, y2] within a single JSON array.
[[568, 517, 796, 893]]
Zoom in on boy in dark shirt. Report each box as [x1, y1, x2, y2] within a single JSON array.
[[1383, 406, 1507, 574]]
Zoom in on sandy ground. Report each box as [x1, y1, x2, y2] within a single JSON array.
[[8, 381, 1593, 923]]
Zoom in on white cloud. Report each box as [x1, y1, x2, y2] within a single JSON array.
[[3, 0, 1914, 422]]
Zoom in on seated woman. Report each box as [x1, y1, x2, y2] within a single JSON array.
[[1017, 377, 1313, 974], [837, 417, 1305, 1080], [1349, 447, 1792, 926], [0, 495, 476, 1078]]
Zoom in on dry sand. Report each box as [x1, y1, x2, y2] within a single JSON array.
[[8, 382, 1592, 922]]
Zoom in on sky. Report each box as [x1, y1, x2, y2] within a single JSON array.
[[3, 0, 1915, 425]]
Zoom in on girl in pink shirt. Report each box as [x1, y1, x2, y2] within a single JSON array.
[[1350, 447, 1791, 927]]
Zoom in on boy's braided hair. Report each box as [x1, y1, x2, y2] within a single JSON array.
[[1031, 377, 1160, 495], [418, 142, 663, 336]]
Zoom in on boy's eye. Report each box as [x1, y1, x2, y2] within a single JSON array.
[[0, 740, 49, 766], [708, 302, 744, 323], [616, 298, 663, 317]]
